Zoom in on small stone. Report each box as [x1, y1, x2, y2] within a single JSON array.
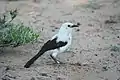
[[104, 20, 117, 24], [67, 59, 69, 61], [117, 77, 120, 80], [102, 66, 108, 71], [55, 27, 59, 29], [92, 10, 94, 13], [52, 29, 55, 32], [1, 62, 4, 63], [94, 54, 98, 56], [56, 77, 63, 80], [102, 37, 105, 39], [111, 53, 114, 56], [40, 73, 48, 77], [76, 29, 80, 32], [53, 71, 58, 73], [76, 62, 81, 66]]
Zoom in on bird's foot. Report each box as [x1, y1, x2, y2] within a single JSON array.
[[50, 54, 63, 64], [56, 60, 64, 64]]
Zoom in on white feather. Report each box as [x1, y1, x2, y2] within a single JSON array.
[[51, 22, 73, 58]]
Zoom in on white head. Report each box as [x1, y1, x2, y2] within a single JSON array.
[[58, 22, 80, 34]]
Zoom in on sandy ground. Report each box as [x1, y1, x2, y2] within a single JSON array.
[[0, 0, 120, 80]]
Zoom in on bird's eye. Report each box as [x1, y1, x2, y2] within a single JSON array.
[[68, 25, 71, 27]]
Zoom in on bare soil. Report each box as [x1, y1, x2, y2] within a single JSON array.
[[0, 0, 120, 80]]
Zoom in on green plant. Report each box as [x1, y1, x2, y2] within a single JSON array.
[[0, 9, 39, 47]]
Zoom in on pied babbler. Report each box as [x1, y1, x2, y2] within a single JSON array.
[[24, 22, 80, 68]]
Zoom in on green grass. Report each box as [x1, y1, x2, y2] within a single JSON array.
[[0, 9, 39, 47]]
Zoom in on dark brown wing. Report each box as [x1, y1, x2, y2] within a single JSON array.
[[41, 37, 67, 52]]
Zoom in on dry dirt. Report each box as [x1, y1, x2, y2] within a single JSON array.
[[0, 0, 120, 80]]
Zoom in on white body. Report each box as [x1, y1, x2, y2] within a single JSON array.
[[50, 23, 73, 61]]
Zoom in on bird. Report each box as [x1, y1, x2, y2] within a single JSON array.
[[24, 22, 80, 68]]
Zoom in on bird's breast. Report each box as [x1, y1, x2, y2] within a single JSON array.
[[57, 34, 71, 42]]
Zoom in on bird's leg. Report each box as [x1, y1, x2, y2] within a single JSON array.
[[50, 54, 59, 64], [50, 53, 62, 64]]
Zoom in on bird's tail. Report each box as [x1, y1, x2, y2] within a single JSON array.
[[24, 50, 45, 68]]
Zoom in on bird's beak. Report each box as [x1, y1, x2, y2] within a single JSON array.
[[72, 22, 81, 28]]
